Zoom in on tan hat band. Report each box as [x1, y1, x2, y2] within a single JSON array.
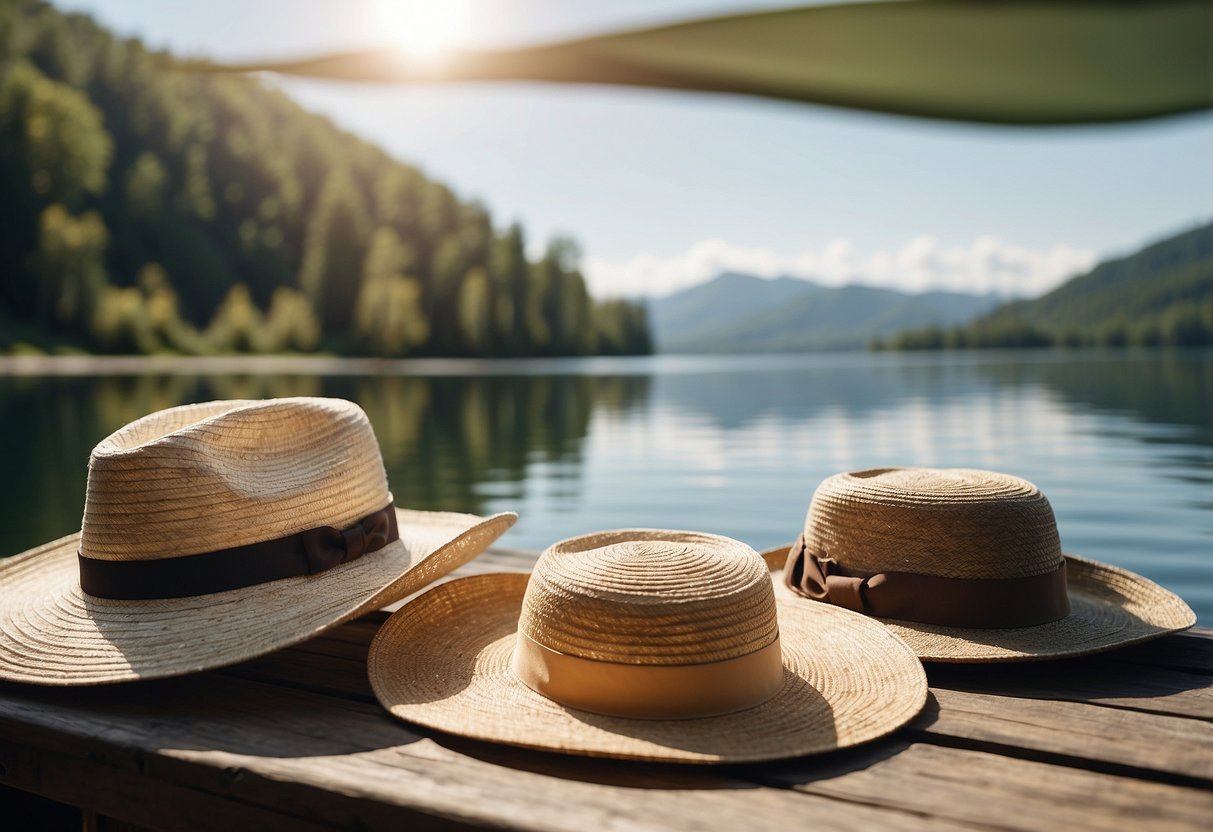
[[77, 503, 399, 600], [511, 631, 786, 720], [784, 535, 1071, 629]]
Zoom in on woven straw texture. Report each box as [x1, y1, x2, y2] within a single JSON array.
[[764, 466, 1195, 663], [369, 530, 927, 764], [82, 398, 391, 561], [0, 397, 516, 685], [807, 468, 1062, 579], [521, 530, 778, 664]]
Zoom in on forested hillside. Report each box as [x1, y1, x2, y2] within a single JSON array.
[[880, 223, 1213, 350], [0, 0, 651, 356]]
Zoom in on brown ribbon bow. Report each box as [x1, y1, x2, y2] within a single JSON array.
[[300, 508, 396, 573], [78, 503, 400, 600], [784, 534, 1071, 629]]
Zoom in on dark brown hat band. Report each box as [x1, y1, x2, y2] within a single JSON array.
[[77, 503, 399, 600], [784, 534, 1070, 629]]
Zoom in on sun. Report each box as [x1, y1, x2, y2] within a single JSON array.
[[376, 0, 470, 58]]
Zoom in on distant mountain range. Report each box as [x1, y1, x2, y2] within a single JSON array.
[[650, 273, 1002, 352], [885, 222, 1213, 350]]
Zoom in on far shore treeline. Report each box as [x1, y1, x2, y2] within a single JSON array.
[[0, 1, 652, 357], [874, 223, 1213, 352]]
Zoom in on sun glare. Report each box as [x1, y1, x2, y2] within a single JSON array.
[[377, 0, 470, 58]]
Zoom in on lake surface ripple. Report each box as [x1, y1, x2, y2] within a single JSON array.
[[3, 350, 1210, 622]]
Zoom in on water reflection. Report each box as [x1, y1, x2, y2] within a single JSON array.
[[0, 371, 651, 554], [1, 350, 1209, 620]]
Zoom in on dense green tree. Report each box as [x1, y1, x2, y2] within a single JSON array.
[[0, 1, 652, 358], [489, 224, 529, 353], [428, 232, 466, 350], [1096, 318, 1129, 348], [123, 150, 166, 216], [458, 266, 491, 353], [90, 262, 201, 353], [355, 273, 429, 356], [0, 59, 110, 204], [298, 168, 370, 335], [0, 57, 111, 318], [35, 203, 108, 329], [538, 238, 589, 354], [354, 225, 429, 355], [594, 298, 653, 355], [1160, 305, 1210, 347], [205, 283, 263, 352], [262, 286, 320, 352]]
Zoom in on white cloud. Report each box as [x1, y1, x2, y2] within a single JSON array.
[[583, 236, 1098, 299]]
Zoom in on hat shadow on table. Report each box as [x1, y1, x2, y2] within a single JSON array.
[[0, 670, 428, 759]]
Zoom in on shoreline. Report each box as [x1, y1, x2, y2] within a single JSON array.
[[1, 347, 1206, 379], [0, 353, 633, 378]]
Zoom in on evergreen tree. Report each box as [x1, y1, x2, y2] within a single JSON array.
[[489, 224, 529, 354], [205, 283, 263, 352], [35, 203, 108, 329], [263, 286, 320, 352], [299, 168, 370, 336], [0, 1, 653, 358], [458, 266, 491, 353], [355, 226, 429, 355]]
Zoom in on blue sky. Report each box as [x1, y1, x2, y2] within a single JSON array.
[[57, 0, 1213, 297]]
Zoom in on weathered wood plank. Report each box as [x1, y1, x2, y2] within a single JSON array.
[[231, 607, 1213, 727], [911, 688, 1213, 786], [1107, 628, 1213, 675], [220, 648, 373, 702], [925, 657, 1213, 720], [13, 674, 1209, 832], [754, 741, 1213, 832], [2, 545, 1209, 831], [0, 744, 333, 832], [0, 676, 982, 832], [184, 740, 985, 832]]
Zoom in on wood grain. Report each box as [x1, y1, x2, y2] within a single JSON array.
[[912, 688, 1213, 785], [0, 676, 978, 832], [757, 741, 1213, 832], [1, 547, 1210, 831], [925, 657, 1213, 720]]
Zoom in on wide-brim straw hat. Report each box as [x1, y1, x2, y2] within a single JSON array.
[[369, 530, 927, 764], [0, 398, 516, 685], [763, 468, 1195, 664]]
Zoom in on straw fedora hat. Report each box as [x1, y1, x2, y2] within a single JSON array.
[[0, 397, 516, 685], [369, 529, 927, 764], [763, 468, 1195, 663]]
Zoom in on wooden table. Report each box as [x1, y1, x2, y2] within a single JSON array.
[[2, 547, 1211, 831]]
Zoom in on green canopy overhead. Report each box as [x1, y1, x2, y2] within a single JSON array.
[[189, 1, 1213, 126]]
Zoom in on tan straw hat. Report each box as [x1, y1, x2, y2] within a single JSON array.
[[764, 467, 1195, 663], [369, 529, 927, 764], [0, 397, 516, 685]]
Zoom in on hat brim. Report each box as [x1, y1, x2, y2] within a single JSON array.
[[0, 508, 516, 685], [368, 572, 927, 764], [761, 547, 1196, 663]]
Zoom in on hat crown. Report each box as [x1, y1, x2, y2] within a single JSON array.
[[805, 467, 1062, 579], [80, 398, 391, 562], [519, 530, 778, 666]]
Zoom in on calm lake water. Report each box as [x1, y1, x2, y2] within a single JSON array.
[[2, 350, 1210, 622]]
